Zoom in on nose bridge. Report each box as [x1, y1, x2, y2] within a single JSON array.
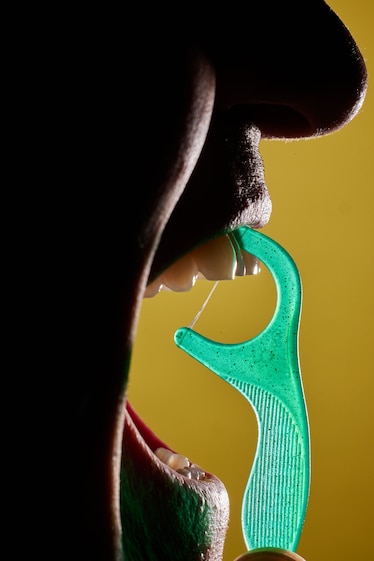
[[202, 2, 368, 138]]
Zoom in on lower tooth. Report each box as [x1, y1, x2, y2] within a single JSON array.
[[176, 468, 192, 479], [155, 447, 207, 480], [176, 466, 206, 480], [189, 463, 206, 480], [168, 453, 189, 471], [155, 447, 189, 470]]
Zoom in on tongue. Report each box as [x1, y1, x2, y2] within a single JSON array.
[[121, 401, 230, 560]]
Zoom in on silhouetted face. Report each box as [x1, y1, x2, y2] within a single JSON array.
[[75, 2, 367, 559]]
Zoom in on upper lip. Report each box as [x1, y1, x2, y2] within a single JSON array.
[[149, 112, 272, 284]]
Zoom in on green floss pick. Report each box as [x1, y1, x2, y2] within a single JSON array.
[[174, 226, 310, 555]]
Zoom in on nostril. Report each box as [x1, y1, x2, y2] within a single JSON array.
[[247, 105, 312, 140], [225, 104, 313, 140]]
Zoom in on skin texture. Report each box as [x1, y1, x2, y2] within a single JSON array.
[[18, 1, 367, 560]]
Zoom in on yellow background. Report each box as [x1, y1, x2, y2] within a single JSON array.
[[128, 1, 373, 559]]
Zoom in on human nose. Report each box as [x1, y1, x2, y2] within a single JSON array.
[[199, 1, 367, 139]]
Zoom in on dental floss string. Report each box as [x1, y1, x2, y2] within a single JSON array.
[[189, 280, 219, 329]]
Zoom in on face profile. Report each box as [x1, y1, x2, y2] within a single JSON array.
[[16, 2, 369, 560]]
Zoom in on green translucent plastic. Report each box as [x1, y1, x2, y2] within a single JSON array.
[[174, 226, 310, 553]]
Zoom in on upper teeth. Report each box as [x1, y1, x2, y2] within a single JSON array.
[[154, 447, 207, 481], [145, 233, 260, 297]]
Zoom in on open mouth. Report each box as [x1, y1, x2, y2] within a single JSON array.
[[121, 232, 261, 560]]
